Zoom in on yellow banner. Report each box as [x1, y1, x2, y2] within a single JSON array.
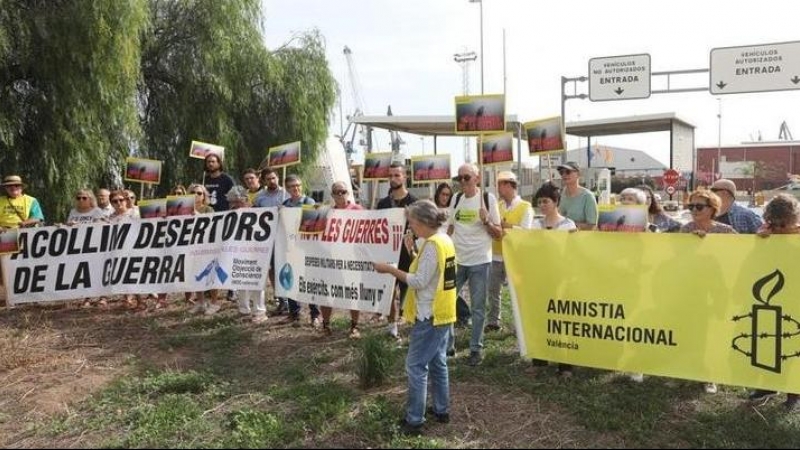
[[504, 230, 800, 393]]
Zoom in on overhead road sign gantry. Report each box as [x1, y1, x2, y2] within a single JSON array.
[[589, 54, 651, 101], [710, 41, 800, 95]]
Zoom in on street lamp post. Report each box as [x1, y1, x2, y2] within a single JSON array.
[[469, 0, 484, 94]]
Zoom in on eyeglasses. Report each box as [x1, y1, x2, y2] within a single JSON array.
[[287, 184, 301, 189], [686, 203, 709, 211], [76, 196, 89, 200], [455, 174, 472, 182], [111, 198, 125, 204], [332, 190, 347, 196]]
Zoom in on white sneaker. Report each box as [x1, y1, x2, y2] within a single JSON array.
[[629, 373, 644, 383], [704, 383, 718, 394], [387, 322, 399, 338], [204, 303, 221, 316]]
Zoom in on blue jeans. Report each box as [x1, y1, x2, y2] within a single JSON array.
[[448, 263, 490, 354], [406, 318, 450, 426], [487, 261, 506, 327]]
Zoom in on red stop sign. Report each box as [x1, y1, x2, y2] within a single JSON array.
[[663, 169, 680, 187]]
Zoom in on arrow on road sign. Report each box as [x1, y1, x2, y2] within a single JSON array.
[[716, 81, 727, 90], [614, 87, 624, 95], [792, 76, 800, 84]]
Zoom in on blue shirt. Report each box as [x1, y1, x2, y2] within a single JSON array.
[[716, 203, 763, 234], [253, 187, 287, 208]]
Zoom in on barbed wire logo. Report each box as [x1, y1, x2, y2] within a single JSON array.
[[731, 269, 800, 373]]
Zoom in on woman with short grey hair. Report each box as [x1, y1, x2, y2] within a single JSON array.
[[374, 199, 457, 435], [407, 199, 449, 230]]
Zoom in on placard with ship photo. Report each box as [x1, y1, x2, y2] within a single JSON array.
[[363, 152, 394, 180], [411, 155, 452, 184], [455, 94, 506, 135], [525, 116, 565, 155], [189, 140, 225, 161], [267, 141, 302, 168], [124, 157, 163, 184], [138, 198, 168, 219], [0, 228, 20, 255], [299, 205, 331, 235], [480, 132, 514, 166], [166, 195, 195, 216]]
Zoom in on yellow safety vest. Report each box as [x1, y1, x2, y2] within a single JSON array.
[[492, 199, 532, 257], [0, 195, 34, 229], [403, 233, 457, 326]]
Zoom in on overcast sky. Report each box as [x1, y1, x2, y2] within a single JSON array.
[[262, 0, 800, 170]]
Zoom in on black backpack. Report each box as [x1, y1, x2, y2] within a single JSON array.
[[451, 191, 490, 210]]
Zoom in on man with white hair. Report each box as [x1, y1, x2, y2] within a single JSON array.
[[486, 171, 533, 332], [447, 163, 501, 366]]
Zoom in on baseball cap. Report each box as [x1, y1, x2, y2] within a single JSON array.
[[497, 171, 518, 183], [557, 161, 580, 172], [710, 179, 737, 196]]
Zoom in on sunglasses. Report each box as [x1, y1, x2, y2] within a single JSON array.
[[558, 169, 574, 175], [111, 198, 125, 204], [76, 196, 89, 200], [194, 191, 204, 196], [686, 203, 709, 211], [455, 174, 472, 182], [332, 190, 347, 196]]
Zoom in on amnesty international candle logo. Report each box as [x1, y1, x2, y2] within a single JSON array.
[[732, 270, 800, 374]]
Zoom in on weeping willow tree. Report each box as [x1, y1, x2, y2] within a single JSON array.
[[1, 0, 337, 221], [0, 0, 148, 222], [139, 0, 337, 193]]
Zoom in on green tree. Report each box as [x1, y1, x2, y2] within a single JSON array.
[[139, 0, 336, 192], [1, 0, 337, 221], [0, 0, 148, 221]]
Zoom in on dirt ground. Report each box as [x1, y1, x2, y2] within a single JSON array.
[[0, 297, 622, 448]]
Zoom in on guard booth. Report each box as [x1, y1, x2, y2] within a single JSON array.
[[565, 113, 697, 187]]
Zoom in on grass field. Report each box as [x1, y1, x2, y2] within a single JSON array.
[[1, 295, 798, 448]]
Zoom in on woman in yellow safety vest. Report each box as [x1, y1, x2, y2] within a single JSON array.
[[374, 200, 456, 436]]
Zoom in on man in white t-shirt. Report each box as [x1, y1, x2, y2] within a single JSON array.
[[447, 163, 501, 366]]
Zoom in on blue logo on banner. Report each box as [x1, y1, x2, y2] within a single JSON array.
[[195, 258, 229, 286], [279, 263, 294, 291]]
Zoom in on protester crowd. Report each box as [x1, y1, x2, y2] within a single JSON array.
[[1, 157, 797, 436]]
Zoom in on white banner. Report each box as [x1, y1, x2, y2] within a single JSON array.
[[274, 208, 406, 315], [1, 208, 277, 304]]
